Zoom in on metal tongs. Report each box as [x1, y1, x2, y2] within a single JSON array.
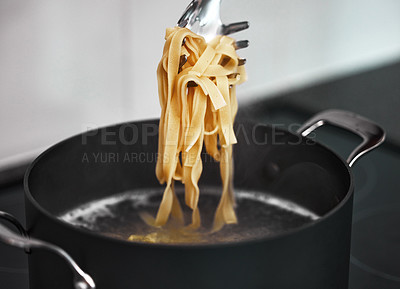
[[178, 0, 249, 46], [177, 0, 249, 79]]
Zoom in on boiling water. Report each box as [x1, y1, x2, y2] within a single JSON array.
[[59, 187, 319, 244]]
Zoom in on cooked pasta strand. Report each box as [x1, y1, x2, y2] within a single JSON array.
[[154, 27, 246, 231]]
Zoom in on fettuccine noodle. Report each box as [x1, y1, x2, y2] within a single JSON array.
[[150, 27, 246, 232]]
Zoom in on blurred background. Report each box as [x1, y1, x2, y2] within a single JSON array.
[[1, 1, 400, 288], [1, 0, 399, 168]]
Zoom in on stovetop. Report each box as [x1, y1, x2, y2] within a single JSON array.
[[0, 183, 29, 289], [1, 61, 400, 289]]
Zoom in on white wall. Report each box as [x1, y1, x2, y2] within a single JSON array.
[[0, 0, 127, 165], [1, 0, 400, 165]]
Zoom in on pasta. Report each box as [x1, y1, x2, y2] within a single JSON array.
[[147, 26, 246, 233]]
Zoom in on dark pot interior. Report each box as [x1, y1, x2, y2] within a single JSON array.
[[26, 119, 351, 243]]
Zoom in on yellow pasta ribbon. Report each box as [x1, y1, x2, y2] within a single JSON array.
[[153, 27, 246, 232]]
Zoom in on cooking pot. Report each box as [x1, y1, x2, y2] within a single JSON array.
[[0, 109, 384, 289]]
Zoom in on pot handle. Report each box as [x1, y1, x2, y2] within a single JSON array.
[[297, 109, 385, 167], [0, 211, 96, 289]]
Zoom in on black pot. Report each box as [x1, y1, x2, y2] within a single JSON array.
[[0, 110, 384, 289]]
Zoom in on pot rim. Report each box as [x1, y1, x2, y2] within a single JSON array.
[[23, 118, 354, 249]]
